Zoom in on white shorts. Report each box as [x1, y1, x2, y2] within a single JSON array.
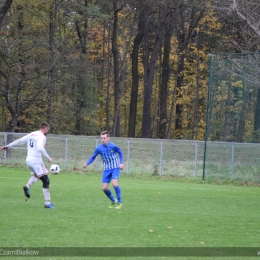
[[26, 161, 49, 176]]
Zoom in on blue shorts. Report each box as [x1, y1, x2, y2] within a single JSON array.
[[102, 168, 120, 183]]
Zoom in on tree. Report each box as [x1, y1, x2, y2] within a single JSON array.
[[159, 8, 174, 138], [174, 1, 205, 138], [0, 0, 13, 131], [111, 0, 123, 137], [74, 0, 89, 134], [214, 0, 260, 141], [0, 3, 31, 132], [217, 0, 260, 39], [0, 0, 13, 29], [128, 6, 145, 137], [141, 1, 171, 138], [0, 0, 67, 132]]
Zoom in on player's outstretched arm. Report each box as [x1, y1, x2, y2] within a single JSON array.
[[83, 148, 99, 168]]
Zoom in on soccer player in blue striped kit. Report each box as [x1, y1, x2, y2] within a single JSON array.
[[83, 131, 124, 209]]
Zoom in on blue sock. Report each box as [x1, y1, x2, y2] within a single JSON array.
[[114, 186, 122, 204], [103, 189, 116, 202]]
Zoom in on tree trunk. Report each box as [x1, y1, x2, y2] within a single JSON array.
[[159, 18, 172, 139], [193, 37, 200, 140], [47, 5, 55, 127], [254, 89, 260, 130], [74, 1, 88, 135], [104, 22, 111, 132], [142, 4, 168, 138], [128, 9, 145, 137], [112, 1, 121, 137], [236, 85, 248, 142], [175, 52, 185, 136], [174, 7, 204, 138], [223, 78, 231, 141], [141, 8, 150, 138], [0, 0, 13, 29]]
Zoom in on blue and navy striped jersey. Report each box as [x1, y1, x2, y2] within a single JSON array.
[[86, 142, 124, 170]]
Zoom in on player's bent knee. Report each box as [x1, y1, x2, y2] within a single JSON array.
[[40, 175, 50, 189], [102, 184, 108, 191]]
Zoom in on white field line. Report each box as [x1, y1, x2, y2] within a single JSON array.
[[0, 176, 26, 179]]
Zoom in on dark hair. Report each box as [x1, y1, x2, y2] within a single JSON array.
[[101, 130, 110, 137], [40, 122, 50, 130]]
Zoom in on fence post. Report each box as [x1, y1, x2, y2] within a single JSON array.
[[159, 142, 163, 176], [127, 139, 130, 174], [65, 138, 68, 169], [4, 132, 7, 164], [231, 143, 235, 178], [194, 142, 198, 176]]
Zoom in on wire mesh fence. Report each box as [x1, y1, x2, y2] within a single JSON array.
[[1, 132, 260, 183], [204, 142, 260, 183], [0, 132, 204, 177], [202, 52, 260, 183], [206, 52, 260, 143]]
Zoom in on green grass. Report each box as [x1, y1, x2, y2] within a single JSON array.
[[0, 166, 260, 260]]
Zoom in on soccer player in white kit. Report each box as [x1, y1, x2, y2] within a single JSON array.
[[1, 122, 55, 208]]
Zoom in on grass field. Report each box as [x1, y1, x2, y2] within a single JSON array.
[[0, 165, 259, 260]]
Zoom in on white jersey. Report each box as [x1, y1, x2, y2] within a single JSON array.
[[7, 130, 51, 163]]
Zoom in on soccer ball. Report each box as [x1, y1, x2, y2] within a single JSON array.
[[49, 164, 60, 174]]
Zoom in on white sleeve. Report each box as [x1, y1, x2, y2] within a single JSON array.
[[36, 136, 51, 160], [7, 134, 30, 147]]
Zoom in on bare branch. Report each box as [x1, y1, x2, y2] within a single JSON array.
[[215, 0, 260, 39]]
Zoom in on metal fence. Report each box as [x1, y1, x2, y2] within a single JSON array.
[[204, 141, 260, 183], [1, 132, 260, 182], [0, 132, 204, 177]]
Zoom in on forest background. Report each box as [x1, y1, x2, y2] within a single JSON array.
[[0, 0, 259, 140]]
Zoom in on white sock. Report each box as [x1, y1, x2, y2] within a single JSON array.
[[42, 188, 51, 205], [26, 176, 38, 188]]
